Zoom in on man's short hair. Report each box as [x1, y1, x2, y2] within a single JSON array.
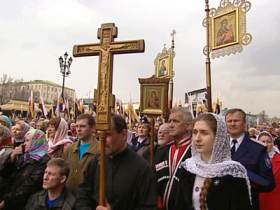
[[47, 158, 70, 178], [140, 123, 151, 133], [159, 123, 170, 132], [77, 114, 96, 127], [15, 120, 28, 129], [226, 108, 247, 122], [170, 107, 193, 123], [112, 114, 127, 133]]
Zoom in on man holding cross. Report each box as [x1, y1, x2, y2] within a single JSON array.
[[73, 23, 156, 210], [75, 115, 157, 210]]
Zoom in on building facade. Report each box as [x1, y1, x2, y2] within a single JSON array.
[[0, 80, 75, 105]]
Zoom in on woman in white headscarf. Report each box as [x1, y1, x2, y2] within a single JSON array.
[[175, 113, 252, 210]]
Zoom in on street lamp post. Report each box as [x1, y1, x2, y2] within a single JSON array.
[[59, 52, 73, 100]]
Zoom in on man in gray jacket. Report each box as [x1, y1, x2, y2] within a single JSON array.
[[25, 158, 75, 210]]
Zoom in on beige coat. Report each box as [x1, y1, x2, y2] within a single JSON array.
[[63, 138, 99, 194]]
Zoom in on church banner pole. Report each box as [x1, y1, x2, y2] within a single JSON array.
[[169, 79, 173, 110], [169, 30, 176, 111], [205, 0, 213, 112], [149, 117, 155, 168]]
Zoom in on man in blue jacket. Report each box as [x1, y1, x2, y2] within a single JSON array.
[[226, 108, 275, 210]]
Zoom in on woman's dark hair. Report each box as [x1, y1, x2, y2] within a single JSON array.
[[195, 113, 217, 135], [48, 117, 61, 130]]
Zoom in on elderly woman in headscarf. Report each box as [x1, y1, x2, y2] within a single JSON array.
[[248, 127, 259, 140], [47, 117, 72, 158], [0, 125, 14, 171], [175, 113, 252, 210], [0, 116, 13, 128], [0, 129, 49, 210], [12, 120, 31, 147], [258, 131, 280, 210], [0, 125, 13, 150]]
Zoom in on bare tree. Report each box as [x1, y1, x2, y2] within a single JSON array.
[[0, 74, 14, 104], [0, 74, 13, 84]]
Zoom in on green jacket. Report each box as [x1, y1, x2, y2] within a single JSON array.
[[63, 138, 99, 194]]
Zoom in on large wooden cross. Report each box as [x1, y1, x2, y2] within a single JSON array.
[[73, 23, 145, 205]]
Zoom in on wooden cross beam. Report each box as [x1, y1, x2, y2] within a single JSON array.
[[73, 23, 144, 130], [73, 23, 145, 205]]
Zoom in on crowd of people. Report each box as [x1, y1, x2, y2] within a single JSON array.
[[0, 107, 279, 210]]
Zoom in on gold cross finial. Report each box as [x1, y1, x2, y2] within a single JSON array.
[[171, 29, 176, 50], [171, 29, 176, 39]]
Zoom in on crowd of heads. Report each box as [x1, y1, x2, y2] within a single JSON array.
[[0, 107, 279, 209], [1, 107, 280, 157]]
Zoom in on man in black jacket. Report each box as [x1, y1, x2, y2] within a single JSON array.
[[75, 115, 157, 210], [226, 108, 275, 210], [155, 107, 193, 210]]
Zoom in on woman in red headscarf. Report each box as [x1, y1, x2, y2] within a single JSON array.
[[258, 131, 280, 210]]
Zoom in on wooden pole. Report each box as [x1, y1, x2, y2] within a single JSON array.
[[205, 0, 213, 112], [98, 131, 106, 205], [149, 117, 155, 168], [169, 30, 176, 112], [169, 79, 174, 110]]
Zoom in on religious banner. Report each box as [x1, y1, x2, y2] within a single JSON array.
[[139, 75, 169, 120], [154, 44, 175, 79], [139, 75, 169, 167], [203, 0, 252, 58]]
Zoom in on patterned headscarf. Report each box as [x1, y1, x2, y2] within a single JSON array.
[[0, 115, 13, 128], [23, 129, 48, 165]]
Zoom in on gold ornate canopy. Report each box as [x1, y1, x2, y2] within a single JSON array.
[[203, 0, 252, 58], [154, 44, 175, 79]]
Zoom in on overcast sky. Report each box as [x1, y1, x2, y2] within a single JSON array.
[[0, 0, 279, 117]]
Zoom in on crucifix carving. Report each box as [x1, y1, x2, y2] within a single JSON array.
[[73, 23, 144, 130], [72, 23, 145, 205]]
